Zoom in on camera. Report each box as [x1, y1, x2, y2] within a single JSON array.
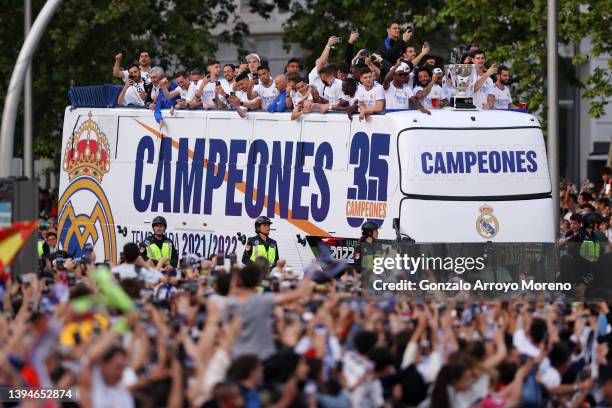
[[216, 80, 221, 87], [450, 44, 469, 64]]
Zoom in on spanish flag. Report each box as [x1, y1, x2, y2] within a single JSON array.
[[0, 221, 38, 278]]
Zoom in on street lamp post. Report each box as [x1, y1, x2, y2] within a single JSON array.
[[0, 0, 63, 178], [547, 0, 559, 236]]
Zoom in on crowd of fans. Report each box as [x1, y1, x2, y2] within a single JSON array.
[[0, 167, 609, 407], [559, 166, 611, 244], [112, 22, 522, 121]]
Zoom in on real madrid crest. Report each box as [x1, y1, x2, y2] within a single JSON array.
[[476, 204, 499, 239], [57, 112, 117, 263]]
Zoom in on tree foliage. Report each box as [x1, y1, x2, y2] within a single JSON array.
[[0, 0, 250, 165], [281, 0, 611, 121], [281, 0, 447, 68]]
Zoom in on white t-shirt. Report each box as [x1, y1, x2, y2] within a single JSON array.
[[111, 263, 163, 285], [413, 83, 443, 109], [291, 89, 313, 107], [490, 84, 513, 109], [384, 81, 414, 109], [200, 81, 216, 108], [122, 80, 148, 107], [91, 366, 134, 408], [540, 366, 562, 389], [356, 83, 385, 108], [308, 66, 325, 95], [473, 76, 495, 109], [203, 78, 232, 106], [321, 78, 344, 105], [254, 80, 277, 110], [339, 93, 358, 106], [233, 90, 259, 111], [121, 69, 150, 85], [176, 82, 196, 102]]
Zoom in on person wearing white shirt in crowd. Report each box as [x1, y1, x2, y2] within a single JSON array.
[[400, 43, 430, 88], [223, 64, 236, 86], [489, 66, 518, 109], [413, 68, 444, 110], [113, 51, 152, 85], [333, 78, 359, 120], [160, 71, 196, 109], [226, 72, 261, 118], [355, 67, 385, 121], [245, 53, 261, 79], [309, 36, 340, 95], [190, 69, 204, 87], [80, 344, 135, 408], [117, 64, 151, 107], [432, 67, 450, 107], [291, 77, 319, 120], [195, 62, 230, 110], [471, 50, 497, 109], [383, 61, 430, 114], [317, 65, 344, 113], [234, 53, 261, 83], [247, 65, 276, 111], [187, 69, 205, 109], [111, 242, 163, 286]]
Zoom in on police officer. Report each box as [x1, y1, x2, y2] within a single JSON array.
[[242, 216, 279, 268], [354, 220, 380, 274], [140, 216, 178, 269]]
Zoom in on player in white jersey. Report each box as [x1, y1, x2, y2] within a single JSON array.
[[317, 66, 344, 113], [113, 51, 152, 85], [471, 50, 497, 109], [413, 68, 444, 110], [382, 61, 430, 114], [248, 66, 277, 111], [490, 66, 518, 109], [160, 71, 196, 109], [334, 78, 360, 119], [355, 67, 385, 121]]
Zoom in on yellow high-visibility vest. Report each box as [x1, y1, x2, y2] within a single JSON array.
[[146, 241, 172, 260], [250, 242, 276, 265]]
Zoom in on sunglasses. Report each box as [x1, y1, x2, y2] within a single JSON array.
[[396, 72, 409, 76]]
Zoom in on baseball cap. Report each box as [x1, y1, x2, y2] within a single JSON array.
[[245, 53, 261, 63], [432, 67, 443, 75], [395, 62, 412, 74]]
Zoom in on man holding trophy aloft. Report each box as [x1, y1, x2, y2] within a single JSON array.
[[445, 49, 498, 110]]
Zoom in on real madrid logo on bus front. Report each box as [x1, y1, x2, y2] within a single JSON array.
[[57, 113, 117, 263], [476, 204, 499, 239]]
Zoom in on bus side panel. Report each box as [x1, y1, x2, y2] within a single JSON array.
[[58, 109, 401, 268]]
